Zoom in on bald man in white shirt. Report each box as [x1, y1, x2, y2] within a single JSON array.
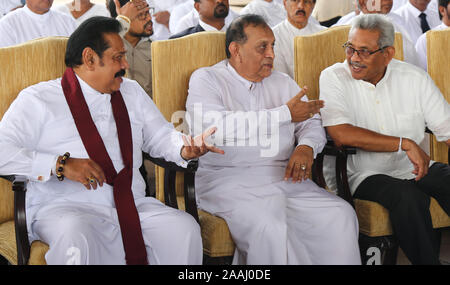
[[186, 14, 361, 265], [320, 14, 450, 265]]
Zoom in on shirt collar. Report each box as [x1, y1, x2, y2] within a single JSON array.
[[226, 60, 257, 90], [75, 74, 111, 106], [198, 19, 226, 32], [285, 18, 312, 33], [406, 1, 424, 17], [23, 4, 51, 21], [343, 59, 392, 88]]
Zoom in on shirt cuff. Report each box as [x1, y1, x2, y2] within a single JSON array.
[[31, 153, 59, 182], [116, 16, 130, 36], [296, 138, 320, 158]]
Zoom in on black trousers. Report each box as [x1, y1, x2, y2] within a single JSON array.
[[354, 162, 450, 265]]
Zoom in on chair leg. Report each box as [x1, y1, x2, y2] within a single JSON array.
[[203, 254, 233, 265], [359, 234, 398, 265]]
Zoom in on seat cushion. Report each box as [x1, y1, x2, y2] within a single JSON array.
[[0, 220, 48, 265], [198, 210, 235, 257], [355, 197, 450, 237]]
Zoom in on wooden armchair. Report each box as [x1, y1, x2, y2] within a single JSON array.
[[295, 25, 450, 264]]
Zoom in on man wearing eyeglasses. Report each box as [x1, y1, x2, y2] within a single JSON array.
[[108, 0, 153, 97], [319, 14, 450, 264]]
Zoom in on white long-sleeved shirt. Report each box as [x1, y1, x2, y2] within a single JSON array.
[[0, 5, 76, 48], [319, 59, 450, 194], [172, 7, 238, 35], [273, 19, 326, 78], [0, 76, 187, 223], [186, 59, 326, 211]]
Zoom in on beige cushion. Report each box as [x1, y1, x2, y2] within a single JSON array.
[[176, 197, 235, 257], [0, 220, 48, 265], [355, 198, 450, 237]]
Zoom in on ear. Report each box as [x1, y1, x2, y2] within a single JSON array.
[[384, 46, 395, 65], [81, 47, 97, 71], [228, 42, 240, 61], [194, 2, 200, 13]]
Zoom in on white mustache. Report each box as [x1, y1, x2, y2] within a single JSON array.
[[349, 61, 367, 68]]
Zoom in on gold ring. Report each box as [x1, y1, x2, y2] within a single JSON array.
[[309, 113, 313, 118], [300, 165, 306, 171], [88, 177, 95, 184]]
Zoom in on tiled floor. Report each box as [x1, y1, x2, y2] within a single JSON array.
[[397, 228, 450, 265]]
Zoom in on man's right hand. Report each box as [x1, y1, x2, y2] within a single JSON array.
[[58, 157, 106, 190], [402, 138, 430, 181], [114, 0, 149, 21], [286, 86, 324, 123]]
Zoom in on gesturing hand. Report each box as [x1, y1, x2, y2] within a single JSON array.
[[60, 157, 106, 190], [114, 0, 149, 21], [286, 86, 324, 123], [284, 145, 314, 183], [181, 127, 225, 161]]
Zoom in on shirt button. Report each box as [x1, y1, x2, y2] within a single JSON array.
[[376, 100, 380, 104]]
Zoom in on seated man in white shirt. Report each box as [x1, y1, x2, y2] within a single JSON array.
[[319, 14, 450, 265], [0, 0, 77, 48], [334, 0, 421, 67], [171, 0, 238, 35], [186, 14, 361, 265], [273, 0, 326, 79], [415, 0, 449, 70], [0, 16, 223, 265], [170, 0, 229, 39], [239, 0, 286, 28], [394, 0, 441, 43], [53, 0, 111, 27]]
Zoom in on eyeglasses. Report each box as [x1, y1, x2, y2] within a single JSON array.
[[137, 7, 154, 21], [343, 42, 387, 59]]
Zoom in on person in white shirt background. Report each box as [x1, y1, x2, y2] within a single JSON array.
[[334, 0, 421, 67], [415, 0, 449, 70], [273, 0, 326, 79], [239, 0, 286, 28], [53, 0, 111, 26], [394, 0, 441, 43], [319, 14, 450, 264], [0, 0, 24, 18], [172, 0, 238, 34], [0, 0, 77, 47]]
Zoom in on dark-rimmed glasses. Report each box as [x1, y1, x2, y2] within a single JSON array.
[[343, 42, 387, 59]]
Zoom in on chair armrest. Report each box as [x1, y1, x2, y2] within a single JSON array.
[[0, 175, 30, 265], [425, 128, 450, 163], [142, 153, 200, 223], [312, 140, 356, 208]]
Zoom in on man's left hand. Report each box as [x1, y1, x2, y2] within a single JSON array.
[[284, 145, 314, 183], [181, 127, 225, 161]]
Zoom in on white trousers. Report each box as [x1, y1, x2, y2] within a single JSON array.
[[30, 198, 203, 265], [209, 180, 361, 265]]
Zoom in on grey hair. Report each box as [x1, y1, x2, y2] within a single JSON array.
[[350, 14, 395, 48]]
